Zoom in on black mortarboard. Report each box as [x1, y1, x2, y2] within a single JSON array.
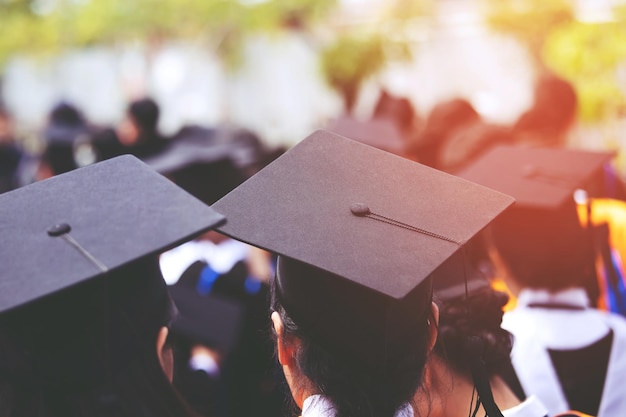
[[457, 145, 611, 290], [0, 155, 225, 389], [0, 154, 225, 314], [325, 116, 406, 155], [169, 286, 244, 354], [213, 130, 513, 370], [456, 145, 615, 210]]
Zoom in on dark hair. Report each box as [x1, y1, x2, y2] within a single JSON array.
[[410, 98, 481, 169], [0, 256, 195, 417], [373, 91, 417, 133], [49, 102, 85, 127], [128, 98, 160, 133], [434, 287, 512, 377], [43, 102, 90, 175], [270, 275, 432, 417], [513, 73, 577, 146], [491, 203, 595, 291]]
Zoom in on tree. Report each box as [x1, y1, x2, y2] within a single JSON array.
[[485, 0, 574, 64], [319, 0, 430, 114], [0, 0, 336, 68], [485, 0, 626, 124]]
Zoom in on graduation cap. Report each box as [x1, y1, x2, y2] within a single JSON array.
[[457, 144, 612, 291], [212, 129, 513, 372], [456, 145, 614, 210], [325, 116, 406, 155], [0, 155, 225, 388], [169, 286, 244, 354]]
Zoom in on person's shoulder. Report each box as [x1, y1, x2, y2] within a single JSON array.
[[553, 411, 594, 417]]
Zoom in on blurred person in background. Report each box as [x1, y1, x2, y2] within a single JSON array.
[[513, 72, 578, 149], [494, 204, 626, 417], [513, 71, 626, 200], [92, 97, 169, 162], [0, 155, 225, 417], [459, 146, 626, 417], [167, 283, 246, 417], [37, 101, 93, 179], [0, 105, 23, 193], [511, 71, 626, 315], [372, 89, 421, 144], [152, 148, 281, 417], [406, 98, 482, 169]]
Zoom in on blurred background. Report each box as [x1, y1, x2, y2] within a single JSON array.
[[2, 0, 626, 172], [5, 2, 626, 416]]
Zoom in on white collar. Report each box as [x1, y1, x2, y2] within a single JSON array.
[[504, 287, 609, 349], [301, 395, 413, 417], [502, 395, 548, 417], [516, 287, 590, 309]]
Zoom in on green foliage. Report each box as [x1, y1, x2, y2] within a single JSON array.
[[319, 0, 428, 112], [486, 0, 626, 124], [543, 20, 626, 122], [485, 0, 574, 61], [320, 34, 387, 111], [0, 0, 336, 67], [1, 0, 425, 116]]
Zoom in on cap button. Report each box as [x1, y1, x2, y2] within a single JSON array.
[[350, 203, 371, 217], [47, 223, 71, 237]]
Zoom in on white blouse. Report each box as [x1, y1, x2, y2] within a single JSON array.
[[301, 395, 413, 417]]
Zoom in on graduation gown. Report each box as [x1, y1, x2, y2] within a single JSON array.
[[502, 288, 626, 417]]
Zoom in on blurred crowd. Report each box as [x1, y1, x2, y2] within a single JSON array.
[[1, 68, 622, 195], [3, 63, 626, 417]]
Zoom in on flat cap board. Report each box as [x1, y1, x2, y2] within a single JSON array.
[[213, 130, 514, 300], [0, 155, 225, 313], [457, 145, 615, 210]]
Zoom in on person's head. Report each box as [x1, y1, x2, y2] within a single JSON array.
[[414, 281, 516, 417], [514, 72, 578, 147], [373, 90, 418, 135], [410, 98, 481, 169], [119, 98, 160, 145], [456, 145, 611, 294], [432, 286, 512, 379], [211, 130, 515, 417], [41, 102, 90, 176], [48, 102, 85, 128], [491, 202, 594, 292], [0, 155, 225, 417], [269, 257, 438, 417]]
